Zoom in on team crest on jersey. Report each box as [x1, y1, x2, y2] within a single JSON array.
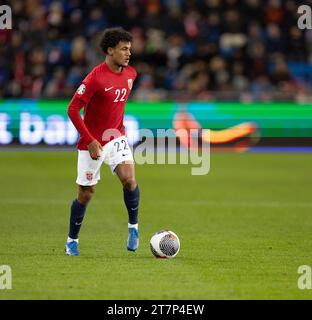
[[85, 171, 93, 181], [128, 79, 133, 90], [77, 84, 86, 95]]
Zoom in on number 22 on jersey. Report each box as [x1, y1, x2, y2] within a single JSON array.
[[113, 88, 127, 103]]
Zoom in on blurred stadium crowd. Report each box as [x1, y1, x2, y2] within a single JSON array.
[[0, 0, 312, 102]]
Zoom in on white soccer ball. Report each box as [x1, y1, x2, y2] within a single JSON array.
[[150, 230, 180, 258]]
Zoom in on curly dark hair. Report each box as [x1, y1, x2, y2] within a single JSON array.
[[99, 27, 133, 54]]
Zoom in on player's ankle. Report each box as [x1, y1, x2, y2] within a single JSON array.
[[128, 223, 138, 230], [67, 236, 79, 243]]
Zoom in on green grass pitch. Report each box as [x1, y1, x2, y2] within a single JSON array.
[[0, 150, 312, 299]]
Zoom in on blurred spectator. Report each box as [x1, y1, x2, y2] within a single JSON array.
[[266, 23, 285, 54], [270, 54, 292, 86], [43, 67, 67, 98], [264, 0, 284, 24]]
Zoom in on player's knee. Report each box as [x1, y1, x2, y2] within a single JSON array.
[[78, 186, 96, 204], [122, 177, 137, 191]]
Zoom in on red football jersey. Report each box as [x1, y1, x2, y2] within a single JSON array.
[[68, 62, 137, 150]]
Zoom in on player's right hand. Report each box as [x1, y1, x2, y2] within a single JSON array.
[[88, 139, 103, 160]]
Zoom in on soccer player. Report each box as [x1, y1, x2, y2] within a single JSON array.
[[65, 28, 139, 256]]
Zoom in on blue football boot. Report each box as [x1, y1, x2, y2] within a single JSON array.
[[127, 228, 139, 251], [65, 240, 79, 256]]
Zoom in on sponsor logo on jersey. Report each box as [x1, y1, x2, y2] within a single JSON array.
[[77, 84, 86, 95]]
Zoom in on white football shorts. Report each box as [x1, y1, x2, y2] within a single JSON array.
[[76, 135, 134, 186]]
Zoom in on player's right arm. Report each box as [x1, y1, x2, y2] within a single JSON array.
[[67, 74, 103, 160]]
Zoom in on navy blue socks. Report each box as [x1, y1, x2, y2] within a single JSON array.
[[68, 186, 139, 241], [68, 199, 86, 239], [123, 185, 139, 224]]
